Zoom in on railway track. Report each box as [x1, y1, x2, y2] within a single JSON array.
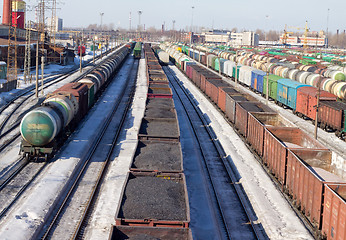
[[0, 46, 123, 145], [0, 46, 130, 224], [0, 45, 124, 154], [39, 57, 138, 240], [164, 65, 265, 240], [0, 159, 47, 220]]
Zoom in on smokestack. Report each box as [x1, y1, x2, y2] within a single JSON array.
[[3, 0, 11, 25]]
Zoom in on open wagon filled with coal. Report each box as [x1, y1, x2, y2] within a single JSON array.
[[115, 171, 190, 228]]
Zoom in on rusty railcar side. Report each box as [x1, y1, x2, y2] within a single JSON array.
[[234, 101, 274, 137], [322, 183, 346, 240], [286, 149, 345, 230], [217, 87, 240, 113], [247, 112, 293, 157], [263, 127, 328, 185]]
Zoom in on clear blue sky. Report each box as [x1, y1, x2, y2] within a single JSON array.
[[1, 0, 345, 33]]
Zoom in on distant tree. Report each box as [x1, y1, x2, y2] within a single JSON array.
[[86, 24, 98, 30], [328, 30, 346, 48], [147, 27, 157, 33], [255, 29, 265, 41], [108, 23, 115, 31], [266, 30, 279, 41]]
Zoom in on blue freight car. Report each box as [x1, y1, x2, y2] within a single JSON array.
[[277, 79, 309, 110], [251, 70, 266, 93]]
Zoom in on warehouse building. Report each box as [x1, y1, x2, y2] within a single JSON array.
[[201, 30, 259, 46], [279, 31, 327, 47]]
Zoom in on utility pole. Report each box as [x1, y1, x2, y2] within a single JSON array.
[[235, 50, 238, 85], [266, 68, 269, 102], [35, 0, 45, 97], [191, 6, 194, 33], [218, 56, 221, 75], [35, 34, 39, 97], [315, 77, 321, 139], [24, 21, 32, 83], [190, 6, 194, 45], [138, 10, 142, 39], [100, 12, 104, 59], [326, 8, 330, 48], [129, 12, 131, 31], [80, 31, 83, 72], [93, 36, 95, 64], [41, 55, 44, 95], [50, 0, 57, 54], [172, 20, 176, 42]]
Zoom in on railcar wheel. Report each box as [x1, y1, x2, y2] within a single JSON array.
[[320, 123, 326, 129]]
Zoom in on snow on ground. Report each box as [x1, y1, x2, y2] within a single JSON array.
[[85, 57, 147, 240], [170, 65, 313, 240], [0, 140, 22, 179], [0, 54, 133, 240]]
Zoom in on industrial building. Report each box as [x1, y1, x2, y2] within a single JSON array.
[[201, 30, 259, 46], [47, 17, 63, 32], [279, 32, 327, 47]]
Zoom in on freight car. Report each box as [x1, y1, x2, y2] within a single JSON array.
[[133, 42, 142, 59], [19, 44, 132, 161], [165, 45, 346, 240], [167, 43, 346, 140], [152, 45, 170, 65], [112, 44, 191, 240]]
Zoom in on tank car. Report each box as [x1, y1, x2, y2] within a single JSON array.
[[19, 44, 131, 161]]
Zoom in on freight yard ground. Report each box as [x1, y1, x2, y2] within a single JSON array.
[[0, 44, 342, 240]]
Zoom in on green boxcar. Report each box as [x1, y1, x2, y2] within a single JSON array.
[[90, 45, 98, 51], [232, 65, 241, 80], [133, 42, 142, 59], [215, 58, 226, 72], [263, 74, 282, 100], [182, 46, 189, 54], [211, 56, 218, 70]]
